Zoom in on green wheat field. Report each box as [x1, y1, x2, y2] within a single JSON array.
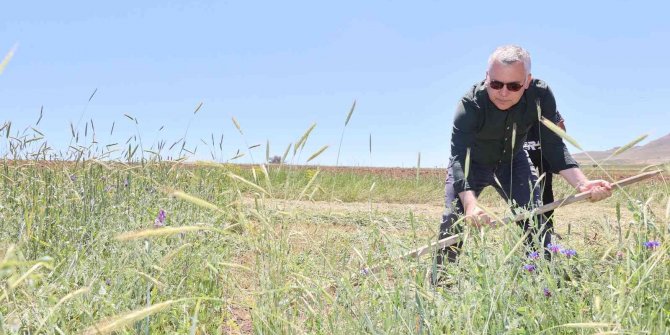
[[1, 115, 669, 335], [2, 47, 670, 335]]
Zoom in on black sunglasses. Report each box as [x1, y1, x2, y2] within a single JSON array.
[[488, 80, 525, 92]]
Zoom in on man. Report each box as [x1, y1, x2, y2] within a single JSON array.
[[524, 110, 566, 240], [436, 45, 611, 269]]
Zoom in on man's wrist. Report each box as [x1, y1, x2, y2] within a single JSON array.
[[575, 180, 588, 191]]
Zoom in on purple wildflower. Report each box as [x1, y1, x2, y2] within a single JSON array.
[[104, 185, 113, 192], [360, 268, 370, 276], [643, 240, 661, 250], [123, 178, 129, 187], [523, 264, 536, 272], [547, 243, 562, 253], [154, 209, 167, 228], [561, 249, 577, 258], [69, 174, 77, 182], [528, 251, 540, 260], [543, 288, 552, 297]]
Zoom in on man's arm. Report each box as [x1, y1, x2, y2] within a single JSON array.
[[450, 99, 477, 209], [458, 189, 491, 227], [450, 97, 492, 226], [450, 99, 477, 195]]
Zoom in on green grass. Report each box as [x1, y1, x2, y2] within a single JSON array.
[[0, 158, 668, 334], [2, 43, 668, 333]]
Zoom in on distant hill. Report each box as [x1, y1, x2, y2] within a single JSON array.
[[572, 133, 670, 165]]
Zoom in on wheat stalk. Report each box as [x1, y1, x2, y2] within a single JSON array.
[[539, 116, 583, 150], [80, 300, 179, 335], [227, 172, 270, 196], [600, 133, 648, 164], [294, 123, 316, 155], [115, 226, 230, 241], [160, 243, 193, 266], [298, 169, 320, 200], [307, 145, 329, 163], [168, 190, 225, 212], [0, 44, 18, 75]]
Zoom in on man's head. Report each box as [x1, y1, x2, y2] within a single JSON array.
[[485, 45, 532, 110]]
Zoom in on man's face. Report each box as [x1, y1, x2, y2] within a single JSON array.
[[485, 61, 531, 110]]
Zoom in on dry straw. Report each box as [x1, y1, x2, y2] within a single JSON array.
[[169, 190, 224, 212], [218, 261, 254, 273], [80, 300, 178, 335], [536, 322, 615, 334], [115, 226, 229, 241], [135, 270, 166, 290]]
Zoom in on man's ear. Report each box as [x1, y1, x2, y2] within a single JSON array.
[[525, 73, 532, 88]]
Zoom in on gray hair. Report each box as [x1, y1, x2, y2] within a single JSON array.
[[488, 45, 531, 74]]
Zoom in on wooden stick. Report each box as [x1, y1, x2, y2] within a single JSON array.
[[362, 169, 662, 274]]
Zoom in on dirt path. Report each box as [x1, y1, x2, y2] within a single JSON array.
[[245, 196, 652, 238], [250, 196, 445, 218]]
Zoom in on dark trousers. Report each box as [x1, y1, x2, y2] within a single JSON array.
[[437, 150, 552, 266], [527, 151, 556, 229]]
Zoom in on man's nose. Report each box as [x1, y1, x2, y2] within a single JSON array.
[[499, 87, 510, 97]]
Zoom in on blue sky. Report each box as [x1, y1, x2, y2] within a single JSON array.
[[1, 1, 669, 167]]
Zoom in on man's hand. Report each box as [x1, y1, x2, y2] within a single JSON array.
[[577, 180, 613, 202], [459, 190, 496, 228], [464, 204, 492, 228], [559, 168, 613, 202]]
